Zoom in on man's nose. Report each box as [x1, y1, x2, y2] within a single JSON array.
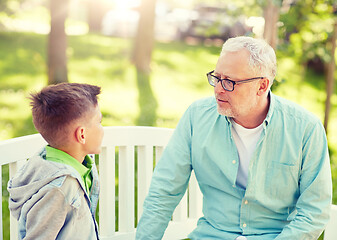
[[215, 80, 225, 93]]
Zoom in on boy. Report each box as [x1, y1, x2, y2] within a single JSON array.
[[7, 83, 104, 240]]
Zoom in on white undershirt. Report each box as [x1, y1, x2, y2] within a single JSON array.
[[231, 119, 264, 189]]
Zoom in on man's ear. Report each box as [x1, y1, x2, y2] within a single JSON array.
[[75, 126, 86, 144], [257, 78, 270, 96]]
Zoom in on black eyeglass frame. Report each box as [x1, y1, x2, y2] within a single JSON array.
[[207, 70, 265, 92]]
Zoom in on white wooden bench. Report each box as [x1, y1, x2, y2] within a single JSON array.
[[324, 204, 337, 240], [1, 126, 336, 240], [0, 126, 203, 240]]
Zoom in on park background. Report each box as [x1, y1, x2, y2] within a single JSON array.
[[0, 0, 336, 239]]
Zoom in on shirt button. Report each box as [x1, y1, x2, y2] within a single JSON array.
[[235, 237, 248, 240], [244, 200, 248, 205], [243, 223, 247, 228], [232, 160, 236, 164]]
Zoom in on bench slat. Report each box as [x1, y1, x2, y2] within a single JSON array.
[[173, 191, 188, 222], [99, 146, 116, 237], [189, 171, 203, 218], [324, 204, 337, 240], [118, 145, 135, 232], [155, 146, 164, 164], [0, 134, 46, 165], [137, 145, 154, 222], [9, 160, 26, 240]]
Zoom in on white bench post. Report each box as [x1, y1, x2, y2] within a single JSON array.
[[118, 145, 135, 233], [188, 171, 203, 219], [137, 145, 154, 221], [99, 146, 116, 239], [9, 160, 26, 240], [324, 204, 337, 240]]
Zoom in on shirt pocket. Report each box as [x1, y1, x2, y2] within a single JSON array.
[[265, 161, 300, 204]]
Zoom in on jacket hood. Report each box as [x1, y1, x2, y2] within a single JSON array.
[[7, 148, 74, 220]]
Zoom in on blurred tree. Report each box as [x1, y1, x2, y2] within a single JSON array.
[[278, 0, 336, 134], [132, 0, 158, 126], [191, 0, 282, 48], [87, 0, 111, 33], [48, 0, 69, 84], [324, 5, 337, 133], [263, 0, 281, 49], [279, 0, 333, 72]]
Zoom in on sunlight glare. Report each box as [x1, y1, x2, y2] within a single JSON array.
[[112, 0, 140, 9], [246, 16, 264, 38]]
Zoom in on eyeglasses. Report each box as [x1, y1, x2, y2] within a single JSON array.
[[207, 70, 265, 92]]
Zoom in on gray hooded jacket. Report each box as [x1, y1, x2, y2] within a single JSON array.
[[7, 147, 100, 240]]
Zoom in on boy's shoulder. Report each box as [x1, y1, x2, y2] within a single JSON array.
[[7, 146, 85, 220], [16, 147, 69, 178], [9, 146, 82, 194]]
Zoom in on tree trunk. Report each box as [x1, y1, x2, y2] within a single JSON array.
[[87, 0, 108, 33], [324, 19, 337, 133], [48, 0, 69, 84], [132, 0, 158, 126], [263, 0, 280, 49]]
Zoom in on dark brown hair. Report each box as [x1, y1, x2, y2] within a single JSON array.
[[30, 83, 101, 147]]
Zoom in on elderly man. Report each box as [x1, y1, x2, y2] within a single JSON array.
[[136, 36, 332, 239]]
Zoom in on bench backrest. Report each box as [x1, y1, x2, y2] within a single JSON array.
[[0, 126, 203, 240]]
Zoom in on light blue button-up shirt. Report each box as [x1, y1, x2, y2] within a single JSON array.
[[136, 93, 332, 240]]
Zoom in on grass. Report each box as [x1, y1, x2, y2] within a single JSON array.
[[0, 32, 336, 240]]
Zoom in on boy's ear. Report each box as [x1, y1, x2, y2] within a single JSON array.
[[257, 78, 270, 96], [75, 126, 86, 144]]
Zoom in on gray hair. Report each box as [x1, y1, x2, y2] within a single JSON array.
[[220, 36, 277, 86]]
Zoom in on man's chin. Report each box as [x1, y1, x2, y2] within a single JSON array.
[[217, 106, 234, 117]]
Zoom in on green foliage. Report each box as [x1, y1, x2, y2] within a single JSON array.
[[279, 0, 335, 68], [0, 0, 28, 15], [227, 0, 262, 17], [256, 0, 283, 8], [0, 32, 46, 140]]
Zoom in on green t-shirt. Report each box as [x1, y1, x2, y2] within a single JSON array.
[[46, 145, 93, 195]]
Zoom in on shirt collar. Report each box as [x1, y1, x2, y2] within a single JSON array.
[[264, 91, 274, 126], [46, 145, 93, 177]]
